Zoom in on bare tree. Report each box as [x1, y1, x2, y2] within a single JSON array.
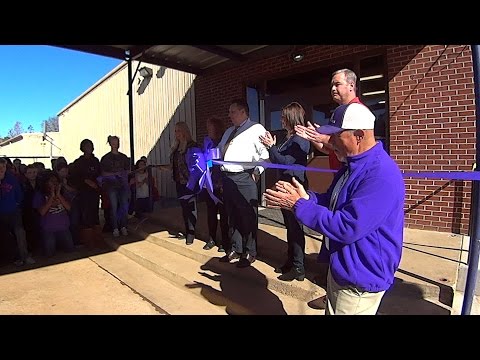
[[7, 121, 24, 138], [41, 116, 59, 132], [27, 125, 34, 133]]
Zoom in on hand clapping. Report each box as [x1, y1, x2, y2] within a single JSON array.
[[264, 178, 309, 210], [259, 131, 276, 148], [295, 121, 331, 147]]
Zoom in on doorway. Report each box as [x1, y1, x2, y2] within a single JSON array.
[[253, 52, 388, 195]]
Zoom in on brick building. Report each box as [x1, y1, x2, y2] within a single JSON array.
[[59, 45, 476, 235]]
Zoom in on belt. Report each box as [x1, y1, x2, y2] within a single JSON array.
[[222, 169, 254, 175]]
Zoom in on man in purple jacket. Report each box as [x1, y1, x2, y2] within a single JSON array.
[[264, 103, 405, 315]]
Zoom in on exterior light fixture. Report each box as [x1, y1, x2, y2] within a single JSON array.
[[292, 52, 304, 62], [139, 66, 153, 78]]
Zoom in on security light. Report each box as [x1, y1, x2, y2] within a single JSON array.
[[139, 66, 153, 78]]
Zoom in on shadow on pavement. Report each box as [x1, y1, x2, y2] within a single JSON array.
[[186, 257, 287, 315]]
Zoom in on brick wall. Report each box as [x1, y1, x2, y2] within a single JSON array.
[[388, 45, 475, 234], [194, 45, 383, 139], [194, 45, 476, 234]]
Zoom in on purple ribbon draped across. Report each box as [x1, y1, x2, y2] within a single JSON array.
[[182, 137, 222, 204]]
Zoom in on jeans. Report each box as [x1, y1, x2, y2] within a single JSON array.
[[107, 187, 129, 230], [42, 229, 74, 257]]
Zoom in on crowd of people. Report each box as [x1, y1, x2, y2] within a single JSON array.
[[0, 135, 160, 265], [0, 68, 405, 315]]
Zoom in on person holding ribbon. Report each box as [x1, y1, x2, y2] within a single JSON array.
[[264, 103, 405, 315], [219, 99, 269, 268], [202, 116, 229, 252], [158, 122, 199, 245], [100, 135, 131, 238], [259, 102, 310, 281]]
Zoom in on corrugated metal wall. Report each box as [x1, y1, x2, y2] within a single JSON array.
[[58, 61, 196, 197]]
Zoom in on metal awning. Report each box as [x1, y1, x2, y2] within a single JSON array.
[[56, 45, 289, 75]]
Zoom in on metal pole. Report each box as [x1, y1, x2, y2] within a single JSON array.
[[461, 44, 480, 314], [126, 50, 135, 170]]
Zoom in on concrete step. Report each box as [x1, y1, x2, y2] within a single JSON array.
[[104, 233, 321, 315], [142, 205, 456, 305], [90, 250, 227, 315], [118, 201, 462, 314], [134, 221, 324, 302]]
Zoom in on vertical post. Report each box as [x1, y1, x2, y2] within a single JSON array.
[[126, 50, 135, 170], [462, 44, 480, 314]]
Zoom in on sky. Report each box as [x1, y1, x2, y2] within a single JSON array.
[[0, 45, 122, 137]]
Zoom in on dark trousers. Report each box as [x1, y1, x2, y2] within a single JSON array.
[[0, 210, 29, 261], [23, 209, 40, 254], [135, 197, 151, 218], [281, 208, 306, 271], [205, 188, 229, 248], [79, 189, 100, 228], [176, 182, 197, 236], [222, 172, 258, 257]]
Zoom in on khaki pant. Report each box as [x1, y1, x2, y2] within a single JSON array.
[[326, 269, 385, 315]]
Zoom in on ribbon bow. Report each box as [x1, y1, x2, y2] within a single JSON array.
[[183, 137, 222, 204]]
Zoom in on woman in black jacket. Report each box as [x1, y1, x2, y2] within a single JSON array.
[[259, 102, 310, 281]]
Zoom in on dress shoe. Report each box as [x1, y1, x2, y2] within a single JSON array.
[[186, 234, 194, 245], [278, 267, 305, 281], [217, 245, 225, 253], [219, 251, 240, 263], [274, 263, 292, 274], [308, 295, 327, 310], [237, 253, 256, 268], [203, 240, 215, 250]]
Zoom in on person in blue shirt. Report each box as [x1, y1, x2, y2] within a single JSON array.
[[264, 103, 405, 315], [0, 157, 35, 266], [259, 102, 310, 281]]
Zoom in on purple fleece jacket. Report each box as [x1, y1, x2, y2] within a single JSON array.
[[294, 142, 405, 292]]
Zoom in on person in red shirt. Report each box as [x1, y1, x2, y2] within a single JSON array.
[[296, 68, 363, 170], [295, 68, 364, 309]]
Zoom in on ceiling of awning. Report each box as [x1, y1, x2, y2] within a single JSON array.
[[56, 45, 289, 75]]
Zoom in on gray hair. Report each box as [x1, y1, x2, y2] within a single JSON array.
[[332, 68, 357, 91]]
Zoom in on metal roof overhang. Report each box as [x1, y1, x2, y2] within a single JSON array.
[[55, 45, 290, 75]]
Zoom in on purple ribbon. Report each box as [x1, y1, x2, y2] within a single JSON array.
[[182, 137, 222, 204], [96, 171, 130, 189], [211, 160, 480, 181], [96, 171, 130, 223]]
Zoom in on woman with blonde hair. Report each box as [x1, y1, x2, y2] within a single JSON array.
[[158, 122, 198, 245]]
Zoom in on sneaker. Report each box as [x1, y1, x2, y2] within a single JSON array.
[[25, 256, 36, 265], [120, 227, 128, 236], [113, 229, 120, 237], [217, 245, 225, 253]]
